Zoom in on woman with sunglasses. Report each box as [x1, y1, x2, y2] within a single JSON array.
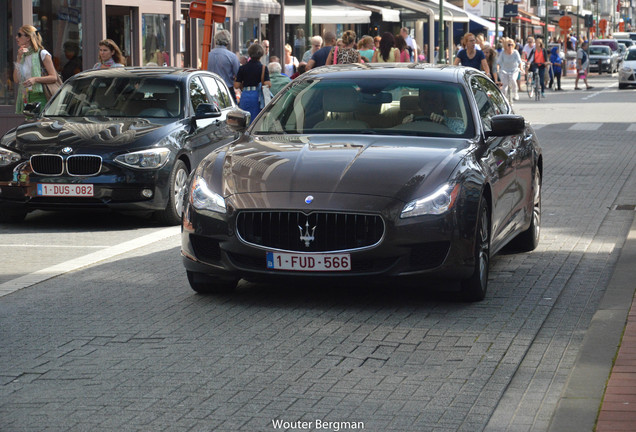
[[13, 25, 58, 114], [496, 38, 523, 101], [93, 39, 125, 69]]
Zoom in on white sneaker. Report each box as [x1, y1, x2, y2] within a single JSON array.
[[513, 95, 519, 101]]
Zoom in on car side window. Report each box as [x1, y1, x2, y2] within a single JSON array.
[[200, 76, 232, 109], [470, 76, 507, 131], [189, 77, 210, 112]]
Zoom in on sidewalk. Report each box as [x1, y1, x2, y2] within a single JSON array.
[[549, 215, 636, 431]]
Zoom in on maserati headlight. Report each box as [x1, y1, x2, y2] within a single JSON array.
[[401, 183, 460, 218], [0, 147, 21, 167], [190, 176, 226, 213], [114, 147, 170, 169]]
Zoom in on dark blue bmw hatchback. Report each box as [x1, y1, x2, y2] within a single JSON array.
[[0, 67, 238, 224]]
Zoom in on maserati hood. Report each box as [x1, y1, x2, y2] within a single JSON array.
[[217, 134, 468, 201], [11, 117, 169, 154]]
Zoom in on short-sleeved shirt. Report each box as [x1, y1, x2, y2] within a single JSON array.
[[207, 45, 240, 88], [456, 49, 486, 71], [235, 60, 269, 87], [310, 46, 333, 68], [577, 48, 589, 70]]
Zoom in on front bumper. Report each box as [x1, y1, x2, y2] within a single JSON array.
[[181, 192, 478, 283], [0, 163, 172, 213], [619, 69, 636, 85]]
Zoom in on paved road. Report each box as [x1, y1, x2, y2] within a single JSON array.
[[1, 73, 635, 431]]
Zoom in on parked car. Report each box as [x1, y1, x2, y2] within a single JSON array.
[[588, 45, 620, 73], [0, 67, 239, 224], [616, 38, 634, 48], [590, 39, 623, 72], [619, 46, 636, 89], [181, 64, 543, 302]]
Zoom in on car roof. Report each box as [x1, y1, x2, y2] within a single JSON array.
[[71, 66, 207, 82], [299, 63, 477, 84]]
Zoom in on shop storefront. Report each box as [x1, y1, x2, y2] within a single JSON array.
[[0, 0, 283, 136]]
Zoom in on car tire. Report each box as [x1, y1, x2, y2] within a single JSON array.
[[619, 83, 627, 89], [0, 208, 27, 223], [186, 270, 238, 294], [155, 159, 188, 225], [461, 196, 490, 302], [512, 169, 542, 252]]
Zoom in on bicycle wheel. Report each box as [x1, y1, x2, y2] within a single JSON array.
[[527, 75, 533, 98], [534, 73, 541, 101]]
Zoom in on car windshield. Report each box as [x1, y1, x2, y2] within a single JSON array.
[[626, 50, 636, 61], [589, 46, 610, 55], [251, 78, 475, 138], [44, 77, 182, 118]]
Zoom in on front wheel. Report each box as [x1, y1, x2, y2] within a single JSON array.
[[461, 197, 490, 302], [0, 208, 27, 223], [155, 159, 188, 225]]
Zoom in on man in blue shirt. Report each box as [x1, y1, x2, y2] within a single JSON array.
[[306, 31, 336, 70], [207, 30, 240, 102]]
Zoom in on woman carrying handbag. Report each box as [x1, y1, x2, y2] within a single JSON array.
[[13, 25, 60, 113]]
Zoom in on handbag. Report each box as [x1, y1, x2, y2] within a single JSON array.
[[259, 65, 273, 109], [38, 51, 64, 100]]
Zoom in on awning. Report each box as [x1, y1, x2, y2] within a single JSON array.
[[284, 5, 371, 24], [376, 0, 468, 22], [518, 9, 543, 25], [443, 1, 496, 30], [238, 0, 281, 18], [338, 1, 400, 22]]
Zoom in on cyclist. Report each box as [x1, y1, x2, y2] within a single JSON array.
[[497, 37, 523, 101], [526, 38, 550, 98]]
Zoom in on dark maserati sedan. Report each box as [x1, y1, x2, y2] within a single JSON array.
[[181, 64, 543, 301], [0, 67, 238, 224]]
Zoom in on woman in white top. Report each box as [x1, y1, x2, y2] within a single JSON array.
[[283, 44, 299, 77], [496, 38, 523, 100], [13, 25, 58, 114]]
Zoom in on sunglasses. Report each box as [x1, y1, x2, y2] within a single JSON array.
[[508, 44, 514, 46], [16, 32, 26, 37]]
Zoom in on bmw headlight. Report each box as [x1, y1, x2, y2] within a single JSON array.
[[400, 183, 460, 218], [114, 147, 170, 169], [190, 176, 226, 213], [0, 147, 21, 167]]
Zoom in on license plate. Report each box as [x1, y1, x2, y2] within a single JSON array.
[[266, 252, 351, 272], [37, 184, 94, 197]]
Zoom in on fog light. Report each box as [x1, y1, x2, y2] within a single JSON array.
[[141, 189, 153, 198]]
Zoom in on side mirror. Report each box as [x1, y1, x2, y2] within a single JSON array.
[[195, 103, 222, 120], [23, 102, 42, 118], [485, 114, 525, 138], [226, 109, 250, 132]]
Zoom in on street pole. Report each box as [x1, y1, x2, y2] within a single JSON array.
[[544, 0, 549, 43], [495, 0, 498, 42], [439, 0, 445, 63], [305, 0, 312, 51]]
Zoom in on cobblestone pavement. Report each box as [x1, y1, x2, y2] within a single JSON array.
[[1, 82, 635, 431]]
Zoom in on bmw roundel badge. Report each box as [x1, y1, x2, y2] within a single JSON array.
[[305, 195, 314, 204], [62, 147, 73, 155]]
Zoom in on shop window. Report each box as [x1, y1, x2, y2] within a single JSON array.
[[1, 1, 14, 106], [143, 13, 170, 66]]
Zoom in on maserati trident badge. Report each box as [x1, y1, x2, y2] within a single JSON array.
[[299, 220, 316, 247]]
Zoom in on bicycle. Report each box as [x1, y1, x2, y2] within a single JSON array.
[[527, 70, 540, 101], [499, 68, 520, 104]]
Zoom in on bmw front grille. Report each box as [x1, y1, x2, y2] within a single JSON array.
[[30, 154, 103, 176]]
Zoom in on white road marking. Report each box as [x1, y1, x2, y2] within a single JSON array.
[[0, 226, 180, 297], [628, 124, 636, 132], [569, 123, 603, 130], [0, 244, 106, 248]]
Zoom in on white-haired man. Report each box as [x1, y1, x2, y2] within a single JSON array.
[[400, 27, 418, 62], [302, 35, 323, 63], [207, 29, 240, 102], [268, 61, 291, 95]]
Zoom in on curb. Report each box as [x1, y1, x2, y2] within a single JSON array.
[[548, 215, 636, 431]]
